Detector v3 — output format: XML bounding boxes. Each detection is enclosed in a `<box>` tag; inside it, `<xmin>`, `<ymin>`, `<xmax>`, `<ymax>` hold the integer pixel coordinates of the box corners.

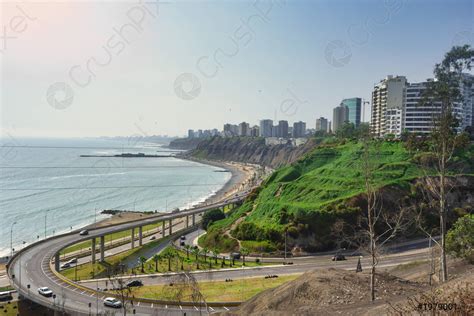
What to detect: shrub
<box><xmin>446</xmin><ymin>214</ymin><xmax>474</xmax><ymax>263</ymax></box>
<box><xmin>201</xmin><ymin>209</ymin><xmax>225</xmax><ymax>230</ymax></box>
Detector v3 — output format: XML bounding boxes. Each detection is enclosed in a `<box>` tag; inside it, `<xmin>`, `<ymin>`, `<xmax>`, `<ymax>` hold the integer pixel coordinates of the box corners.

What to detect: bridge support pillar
<box><xmin>138</xmin><ymin>226</ymin><xmax>143</xmax><ymax>246</ymax></box>
<box><xmin>91</xmin><ymin>238</ymin><xmax>96</xmax><ymax>263</ymax></box>
<box><xmin>192</xmin><ymin>213</ymin><xmax>196</xmax><ymax>226</ymax></box>
<box><xmin>54</xmin><ymin>252</ymin><xmax>60</xmax><ymax>271</ymax></box>
<box><xmin>186</xmin><ymin>215</ymin><xmax>189</xmax><ymax>228</ymax></box>
<box><xmin>131</xmin><ymin>228</ymin><xmax>135</xmax><ymax>249</ymax></box>
<box><xmin>169</xmin><ymin>219</ymin><xmax>172</xmax><ymax>235</ymax></box>
<box><xmin>100</xmin><ymin>235</ymin><xmax>105</xmax><ymax>262</ymax></box>
<box><xmin>162</xmin><ymin>221</ymin><xmax>165</xmax><ymax>238</ymax></box>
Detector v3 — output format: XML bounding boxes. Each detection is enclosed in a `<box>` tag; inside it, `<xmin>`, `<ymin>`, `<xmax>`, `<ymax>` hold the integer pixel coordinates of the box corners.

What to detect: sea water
<box><xmin>0</xmin><ymin>137</ymin><xmax>230</xmax><ymax>257</ymax></box>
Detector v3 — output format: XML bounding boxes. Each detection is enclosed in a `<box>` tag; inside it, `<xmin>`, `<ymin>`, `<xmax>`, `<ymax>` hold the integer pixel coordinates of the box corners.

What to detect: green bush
<box><xmin>446</xmin><ymin>214</ymin><xmax>474</xmax><ymax>263</ymax></box>
<box><xmin>201</xmin><ymin>209</ymin><xmax>225</xmax><ymax>230</ymax></box>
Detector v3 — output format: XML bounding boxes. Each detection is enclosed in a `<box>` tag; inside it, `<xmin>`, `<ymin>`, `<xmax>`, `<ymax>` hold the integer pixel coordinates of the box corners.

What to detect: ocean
<box><xmin>0</xmin><ymin>137</ymin><xmax>231</xmax><ymax>257</ymax></box>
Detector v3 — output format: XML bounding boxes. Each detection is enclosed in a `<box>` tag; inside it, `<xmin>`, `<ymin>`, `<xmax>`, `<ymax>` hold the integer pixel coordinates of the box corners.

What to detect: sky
<box><xmin>1</xmin><ymin>0</ymin><xmax>473</xmax><ymax>138</ymax></box>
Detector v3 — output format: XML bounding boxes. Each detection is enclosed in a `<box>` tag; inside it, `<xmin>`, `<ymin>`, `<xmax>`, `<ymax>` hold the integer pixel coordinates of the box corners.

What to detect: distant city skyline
<box><xmin>2</xmin><ymin>0</ymin><xmax>473</xmax><ymax>138</ymax></box>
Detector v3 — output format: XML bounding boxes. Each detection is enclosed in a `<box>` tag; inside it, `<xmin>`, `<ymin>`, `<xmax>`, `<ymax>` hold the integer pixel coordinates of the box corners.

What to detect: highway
<box><xmin>7</xmin><ymin>193</ymin><xmax>248</xmax><ymax>316</ymax></box>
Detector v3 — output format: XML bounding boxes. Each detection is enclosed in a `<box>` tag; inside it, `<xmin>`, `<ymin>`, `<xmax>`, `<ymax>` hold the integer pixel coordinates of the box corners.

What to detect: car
<box><xmin>79</xmin><ymin>230</ymin><xmax>89</xmax><ymax>236</ymax></box>
<box><xmin>0</xmin><ymin>291</ymin><xmax>13</xmax><ymax>301</ymax></box>
<box><xmin>126</xmin><ymin>280</ymin><xmax>143</xmax><ymax>288</ymax></box>
<box><xmin>230</xmin><ymin>252</ymin><xmax>241</xmax><ymax>260</ymax></box>
<box><xmin>38</xmin><ymin>287</ymin><xmax>53</xmax><ymax>297</ymax></box>
<box><xmin>103</xmin><ymin>297</ymin><xmax>122</xmax><ymax>308</ymax></box>
<box><xmin>180</xmin><ymin>241</ymin><xmax>185</xmax><ymax>246</ymax></box>
<box><xmin>60</xmin><ymin>262</ymin><xmax>71</xmax><ymax>269</ymax></box>
<box><xmin>180</xmin><ymin>235</ymin><xmax>186</xmax><ymax>240</ymax></box>
<box><xmin>331</xmin><ymin>254</ymin><xmax>346</xmax><ymax>261</ymax></box>
<box><xmin>150</xmin><ymin>236</ymin><xmax>156</xmax><ymax>241</ymax></box>
<box><xmin>67</xmin><ymin>258</ymin><xmax>78</xmax><ymax>264</ymax></box>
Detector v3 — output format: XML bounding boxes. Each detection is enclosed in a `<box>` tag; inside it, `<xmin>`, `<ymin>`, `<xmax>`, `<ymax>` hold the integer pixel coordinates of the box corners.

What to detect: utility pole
<box><xmin>10</xmin><ymin>221</ymin><xmax>17</xmax><ymax>257</ymax></box>
<box><xmin>284</xmin><ymin>228</ymin><xmax>287</xmax><ymax>263</ymax></box>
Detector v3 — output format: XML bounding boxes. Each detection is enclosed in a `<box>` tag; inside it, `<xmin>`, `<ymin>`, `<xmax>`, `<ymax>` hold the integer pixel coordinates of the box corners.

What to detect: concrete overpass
<box><xmin>6</xmin><ymin>192</ymin><xmax>248</xmax><ymax>315</ymax></box>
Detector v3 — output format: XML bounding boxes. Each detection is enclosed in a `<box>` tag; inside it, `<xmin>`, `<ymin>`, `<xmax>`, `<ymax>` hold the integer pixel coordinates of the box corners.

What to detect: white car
<box><xmin>60</xmin><ymin>262</ymin><xmax>71</xmax><ymax>269</ymax></box>
<box><xmin>103</xmin><ymin>297</ymin><xmax>122</xmax><ymax>308</ymax></box>
<box><xmin>68</xmin><ymin>258</ymin><xmax>78</xmax><ymax>264</ymax></box>
<box><xmin>38</xmin><ymin>287</ymin><xmax>53</xmax><ymax>297</ymax></box>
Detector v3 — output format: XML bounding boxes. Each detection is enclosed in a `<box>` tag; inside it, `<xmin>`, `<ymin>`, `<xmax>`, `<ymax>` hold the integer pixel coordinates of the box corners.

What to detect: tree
<box><xmin>240</xmin><ymin>247</ymin><xmax>249</xmax><ymax>266</ymax></box>
<box><xmin>446</xmin><ymin>214</ymin><xmax>474</xmax><ymax>263</ymax></box>
<box><xmin>420</xmin><ymin>45</ymin><xmax>474</xmax><ymax>282</ymax></box>
<box><xmin>201</xmin><ymin>247</ymin><xmax>209</xmax><ymax>263</ymax></box>
<box><xmin>184</xmin><ymin>244</ymin><xmax>191</xmax><ymax>259</ymax></box>
<box><xmin>152</xmin><ymin>254</ymin><xmax>160</xmax><ymax>272</ymax></box>
<box><xmin>212</xmin><ymin>248</ymin><xmax>219</xmax><ymax>264</ymax></box>
<box><xmin>162</xmin><ymin>248</ymin><xmax>175</xmax><ymax>271</ymax></box>
<box><xmin>333</xmin><ymin>129</ymin><xmax>413</xmax><ymax>302</ymax></box>
<box><xmin>201</xmin><ymin>209</ymin><xmax>225</xmax><ymax>230</ymax></box>
<box><xmin>139</xmin><ymin>256</ymin><xmax>147</xmax><ymax>273</ymax></box>
<box><xmin>191</xmin><ymin>247</ymin><xmax>200</xmax><ymax>269</ymax></box>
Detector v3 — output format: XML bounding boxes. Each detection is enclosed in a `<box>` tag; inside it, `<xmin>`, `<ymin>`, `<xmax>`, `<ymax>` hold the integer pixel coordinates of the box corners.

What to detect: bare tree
<box><xmin>334</xmin><ymin>127</ymin><xmax>413</xmax><ymax>301</ymax></box>
<box><xmin>107</xmin><ymin>268</ymin><xmax>135</xmax><ymax>316</ymax></box>
<box><xmin>418</xmin><ymin>45</ymin><xmax>474</xmax><ymax>282</ymax></box>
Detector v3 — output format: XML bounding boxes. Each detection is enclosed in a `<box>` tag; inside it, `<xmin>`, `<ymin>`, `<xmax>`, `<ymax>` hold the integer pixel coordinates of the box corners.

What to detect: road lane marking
<box><xmin>137</xmin><ymin>302</ymin><xmax>140</xmax><ymax>307</ymax></box>
<box><xmin>194</xmin><ymin>306</ymin><xmax>199</xmax><ymax>311</ymax></box>
<box><xmin>179</xmin><ymin>305</ymin><xmax>182</xmax><ymax>310</ymax></box>
<box><xmin>209</xmin><ymin>306</ymin><xmax>215</xmax><ymax>311</ymax></box>
<box><xmin>224</xmin><ymin>307</ymin><xmax>230</xmax><ymax>311</ymax></box>
<box><xmin>151</xmin><ymin>303</ymin><xmax>153</xmax><ymax>308</ymax></box>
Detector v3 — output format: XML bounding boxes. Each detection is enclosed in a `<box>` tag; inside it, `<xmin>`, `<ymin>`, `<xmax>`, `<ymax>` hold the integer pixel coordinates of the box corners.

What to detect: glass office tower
<box><xmin>341</xmin><ymin>98</ymin><xmax>362</xmax><ymax>127</ymax></box>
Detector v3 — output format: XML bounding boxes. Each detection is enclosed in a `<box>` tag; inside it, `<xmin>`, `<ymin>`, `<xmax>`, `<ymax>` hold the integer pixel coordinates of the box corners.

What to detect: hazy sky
<box><xmin>1</xmin><ymin>0</ymin><xmax>473</xmax><ymax>138</ymax></box>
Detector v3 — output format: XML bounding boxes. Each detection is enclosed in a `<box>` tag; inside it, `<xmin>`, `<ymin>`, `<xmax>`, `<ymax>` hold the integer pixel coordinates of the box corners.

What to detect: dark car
<box><xmin>0</xmin><ymin>291</ymin><xmax>13</xmax><ymax>301</ymax></box>
<box><xmin>126</xmin><ymin>280</ymin><xmax>143</xmax><ymax>287</ymax></box>
<box><xmin>180</xmin><ymin>241</ymin><xmax>185</xmax><ymax>246</ymax></box>
<box><xmin>230</xmin><ymin>252</ymin><xmax>241</xmax><ymax>260</ymax></box>
<box><xmin>331</xmin><ymin>254</ymin><xmax>346</xmax><ymax>261</ymax></box>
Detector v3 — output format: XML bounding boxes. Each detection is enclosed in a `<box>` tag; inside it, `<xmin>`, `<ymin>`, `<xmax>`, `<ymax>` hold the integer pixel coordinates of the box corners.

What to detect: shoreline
<box><xmin>83</xmin><ymin>157</ymin><xmax>257</xmax><ymax>229</ymax></box>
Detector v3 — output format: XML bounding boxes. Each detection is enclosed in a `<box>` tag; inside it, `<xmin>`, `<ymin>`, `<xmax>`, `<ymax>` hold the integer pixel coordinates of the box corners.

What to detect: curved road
<box><xmin>7</xmin><ymin>194</ymin><xmax>247</xmax><ymax>316</ymax></box>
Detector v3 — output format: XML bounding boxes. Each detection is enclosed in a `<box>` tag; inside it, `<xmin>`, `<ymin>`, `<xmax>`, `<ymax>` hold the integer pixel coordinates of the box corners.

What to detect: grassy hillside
<box><xmin>201</xmin><ymin>139</ymin><xmax>474</xmax><ymax>253</ymax></box>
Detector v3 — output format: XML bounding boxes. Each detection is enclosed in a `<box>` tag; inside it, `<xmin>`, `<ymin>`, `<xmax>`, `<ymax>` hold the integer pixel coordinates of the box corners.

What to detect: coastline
<box><xmin>85</xmin><ymin>157</ymin><xmax>257</xmax><ymax>228</ymax></box>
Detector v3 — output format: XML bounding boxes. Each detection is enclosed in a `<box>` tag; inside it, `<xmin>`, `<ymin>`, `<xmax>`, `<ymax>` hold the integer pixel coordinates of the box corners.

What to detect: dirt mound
<box><xmin>231</xmin><ymin>268</ymin><xmax>421</xmax><ymax>316</ymax></box>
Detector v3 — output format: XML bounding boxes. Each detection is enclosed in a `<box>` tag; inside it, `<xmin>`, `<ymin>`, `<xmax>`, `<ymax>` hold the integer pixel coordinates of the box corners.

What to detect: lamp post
<box><xmin>10</xmin><ymin>221</ymin><xmax>17</xmax><ymax>257</ymax></box>
<box><xmin>44</xmin><ymin>209</ymin><xmax>52</xmax><ymax>239</ymax></box>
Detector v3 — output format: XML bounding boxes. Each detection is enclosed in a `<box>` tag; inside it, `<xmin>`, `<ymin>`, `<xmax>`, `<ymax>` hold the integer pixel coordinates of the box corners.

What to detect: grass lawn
<box><xmin>0</xmin><ymin>286</ymin><xmax>13</xmax><ymax>292</ymax></box>
<box><xmin>132</xmin><ymin>274</ymin><xmax>301</xmax><ymax>302</ymax></box>
<box><xmin>60</xmin><ymin>221</ymin><xmax>163</xmax><ymax>255</ymax></box>
<box><xmin>0</xmin><ymin>301</ymin><xmax>19</xmax><ymax>316</ymax></box>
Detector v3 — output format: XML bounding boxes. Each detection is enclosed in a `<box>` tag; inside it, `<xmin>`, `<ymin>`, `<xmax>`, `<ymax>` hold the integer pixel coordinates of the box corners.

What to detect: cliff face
<box><xmin>167</xmin><ymin>138</ymin><xmax>205</xmax><ymax>150</ymax></box>
<box><xmin>188</xmin><ymin>137</ymin><xmax>319</xmax><ymax>168</ymax></box>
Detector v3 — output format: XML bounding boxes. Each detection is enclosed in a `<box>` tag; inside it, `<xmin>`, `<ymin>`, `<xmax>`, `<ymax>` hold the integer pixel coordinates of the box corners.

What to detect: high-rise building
<box><xmin>238</xmin><ymin>122</ymin><xmax>250</xmax><ymax>136</ymax></box>
<box><xmin>404</xmin><ymin>75</ymin><xmax>473</xmax><ymax>134</ymax></box>
<box><xmin>278</xmin><ymin>120</ymin><xmax>289</xmax><ymax>138</ymax></box>
<box><xmin>327</xmin><ymin>121</ymin><xmax>332</xmax><ymax>133</ymax></box>
<box><xmin>223</xmin><ymin>123</ymin><xmax>238</xmax><ymax>137</ymax></box>
<box><xmin>188</xmin><ymin>129</ymin><xmax>194</xmax><ymax>138</ymax></box>
<box><xmin>259</xmin><ymin>119</ymin><xmax>273</xmax><ymax>137</ymax></box>
<box><xmin>341</xmin><ymin>98</ymin><xmax>362</xmax><ymax>127</ymax></box>
<box><xmin>250</xmin><ymin>125</ymin><xmax>260</xmax><ymax>137</ymax></box>
<box><xmin>315</xmin><ymin>117</ymin><xmax>328</xmax><ymax>132</ymax></box>
<box><xmin>292</xmin><ymin>121</ymin><xmax>306</xmax><ymax>138</ymax></box>
<box><xmin>371</xmin><ymin>75</ymin><xmax>407</xmax><ymax>137</ymax></box>
<box><xmin>333</xmin><ymin>104</ymin><xmax>349</xmax><ymax>132</ymax></box>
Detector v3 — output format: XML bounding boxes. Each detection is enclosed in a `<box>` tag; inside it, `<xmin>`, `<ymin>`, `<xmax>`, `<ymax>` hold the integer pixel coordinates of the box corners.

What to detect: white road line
<box><xmin>224</xmin><ymin>307</ymin><xmax>230</xmax><ymax>311</ymax></box>
<box><xmin>151</xmin><ymin>303</ymin><xmax>153</xmax><ymax>308</ymax></box>
<box><xmin>81</xmin><ymin>291</ymin><xmax>86</xmax><ymax>295</ymax></box>
<box><xmin>209</xmin><ymin>306</ymin><xmax>215</xmax><ymax>311</ymax></box>
<box><xmin>165</xmin><ymin>304</ymin><xmax>168</xmax><ymax>309</ymax></box>
<box><xmin>137</xmin><ymin>302</ymin><xmax>140</xmax><ymax>307</ymax></box>
<box><xmin>179</xmin><ymin>305</ymin><xmax>182</xmax><ymax>310</ymax></box>
<box><xmin>90</xmin><ymin>293</ymin><xmax>95</xmax><ymax>297</ymax></box>
<box><xmin>194</xmin><ymin>306</ymin><xmax>199</xmax><ymax>311</ymax></box>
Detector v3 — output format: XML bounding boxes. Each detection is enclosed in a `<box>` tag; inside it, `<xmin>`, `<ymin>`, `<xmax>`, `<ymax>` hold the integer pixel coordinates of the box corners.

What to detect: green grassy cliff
<box><xmin>201</xmin><ymin>139</ymin><xmax>474</xmax><ymax>253</ymax></box>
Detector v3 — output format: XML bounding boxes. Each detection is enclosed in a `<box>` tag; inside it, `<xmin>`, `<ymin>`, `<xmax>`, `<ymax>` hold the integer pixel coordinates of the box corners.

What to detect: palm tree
<box><xmin>212</xmin><ymin>248</ymin><xmax>219</xmax><ymax>264</ymax></box>
<box><xmin>152</xmin><ymin>254</ymin><xmax>160</xmax><ymax>272</ymax></box>
<box><xmin>240</xmin><ymin>247</ymin><xmax>249</xmax><ymax>266</ymax></box>
<box><xmin>164</xmin><ymin>251</ymin><xmax>174</xmax><ymax>271</ymax></box>
<box><xmin>201</xmin><ymin>247</ymin><xmax>209</xmax><ymax>262</ymax></box>
<box><xmin>191</xmin><ymin>247</ymin><xmax>200</xmax><ymax>269</ymax></box>
<box><xmin>184</xmin><ymin>244</ymin><xmax>191</xmax><ymax>259</ymax></box>
<box><xmin>139</xmin><ymin>256</ymin><xmax>147</xmax><ymax>273</ymax></box>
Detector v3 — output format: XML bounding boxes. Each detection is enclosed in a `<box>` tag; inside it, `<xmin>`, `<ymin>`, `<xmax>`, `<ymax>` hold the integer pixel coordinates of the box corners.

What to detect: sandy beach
<box><xmin>85</xmin><ymin>158</ymin><xmax>259</xmax><ymax>228</ymax></box>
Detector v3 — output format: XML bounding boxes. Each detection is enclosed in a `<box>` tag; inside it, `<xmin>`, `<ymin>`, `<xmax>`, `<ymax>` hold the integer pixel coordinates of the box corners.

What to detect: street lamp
<box><xmin>44</xmin><ymin>209</ymin><xmax>52</xmax><ymax>239</ymax></box>
<box><xmin>10</xmin><ymin>221</ymin><xmax>17</xmax><ymax>257</ymax></box>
